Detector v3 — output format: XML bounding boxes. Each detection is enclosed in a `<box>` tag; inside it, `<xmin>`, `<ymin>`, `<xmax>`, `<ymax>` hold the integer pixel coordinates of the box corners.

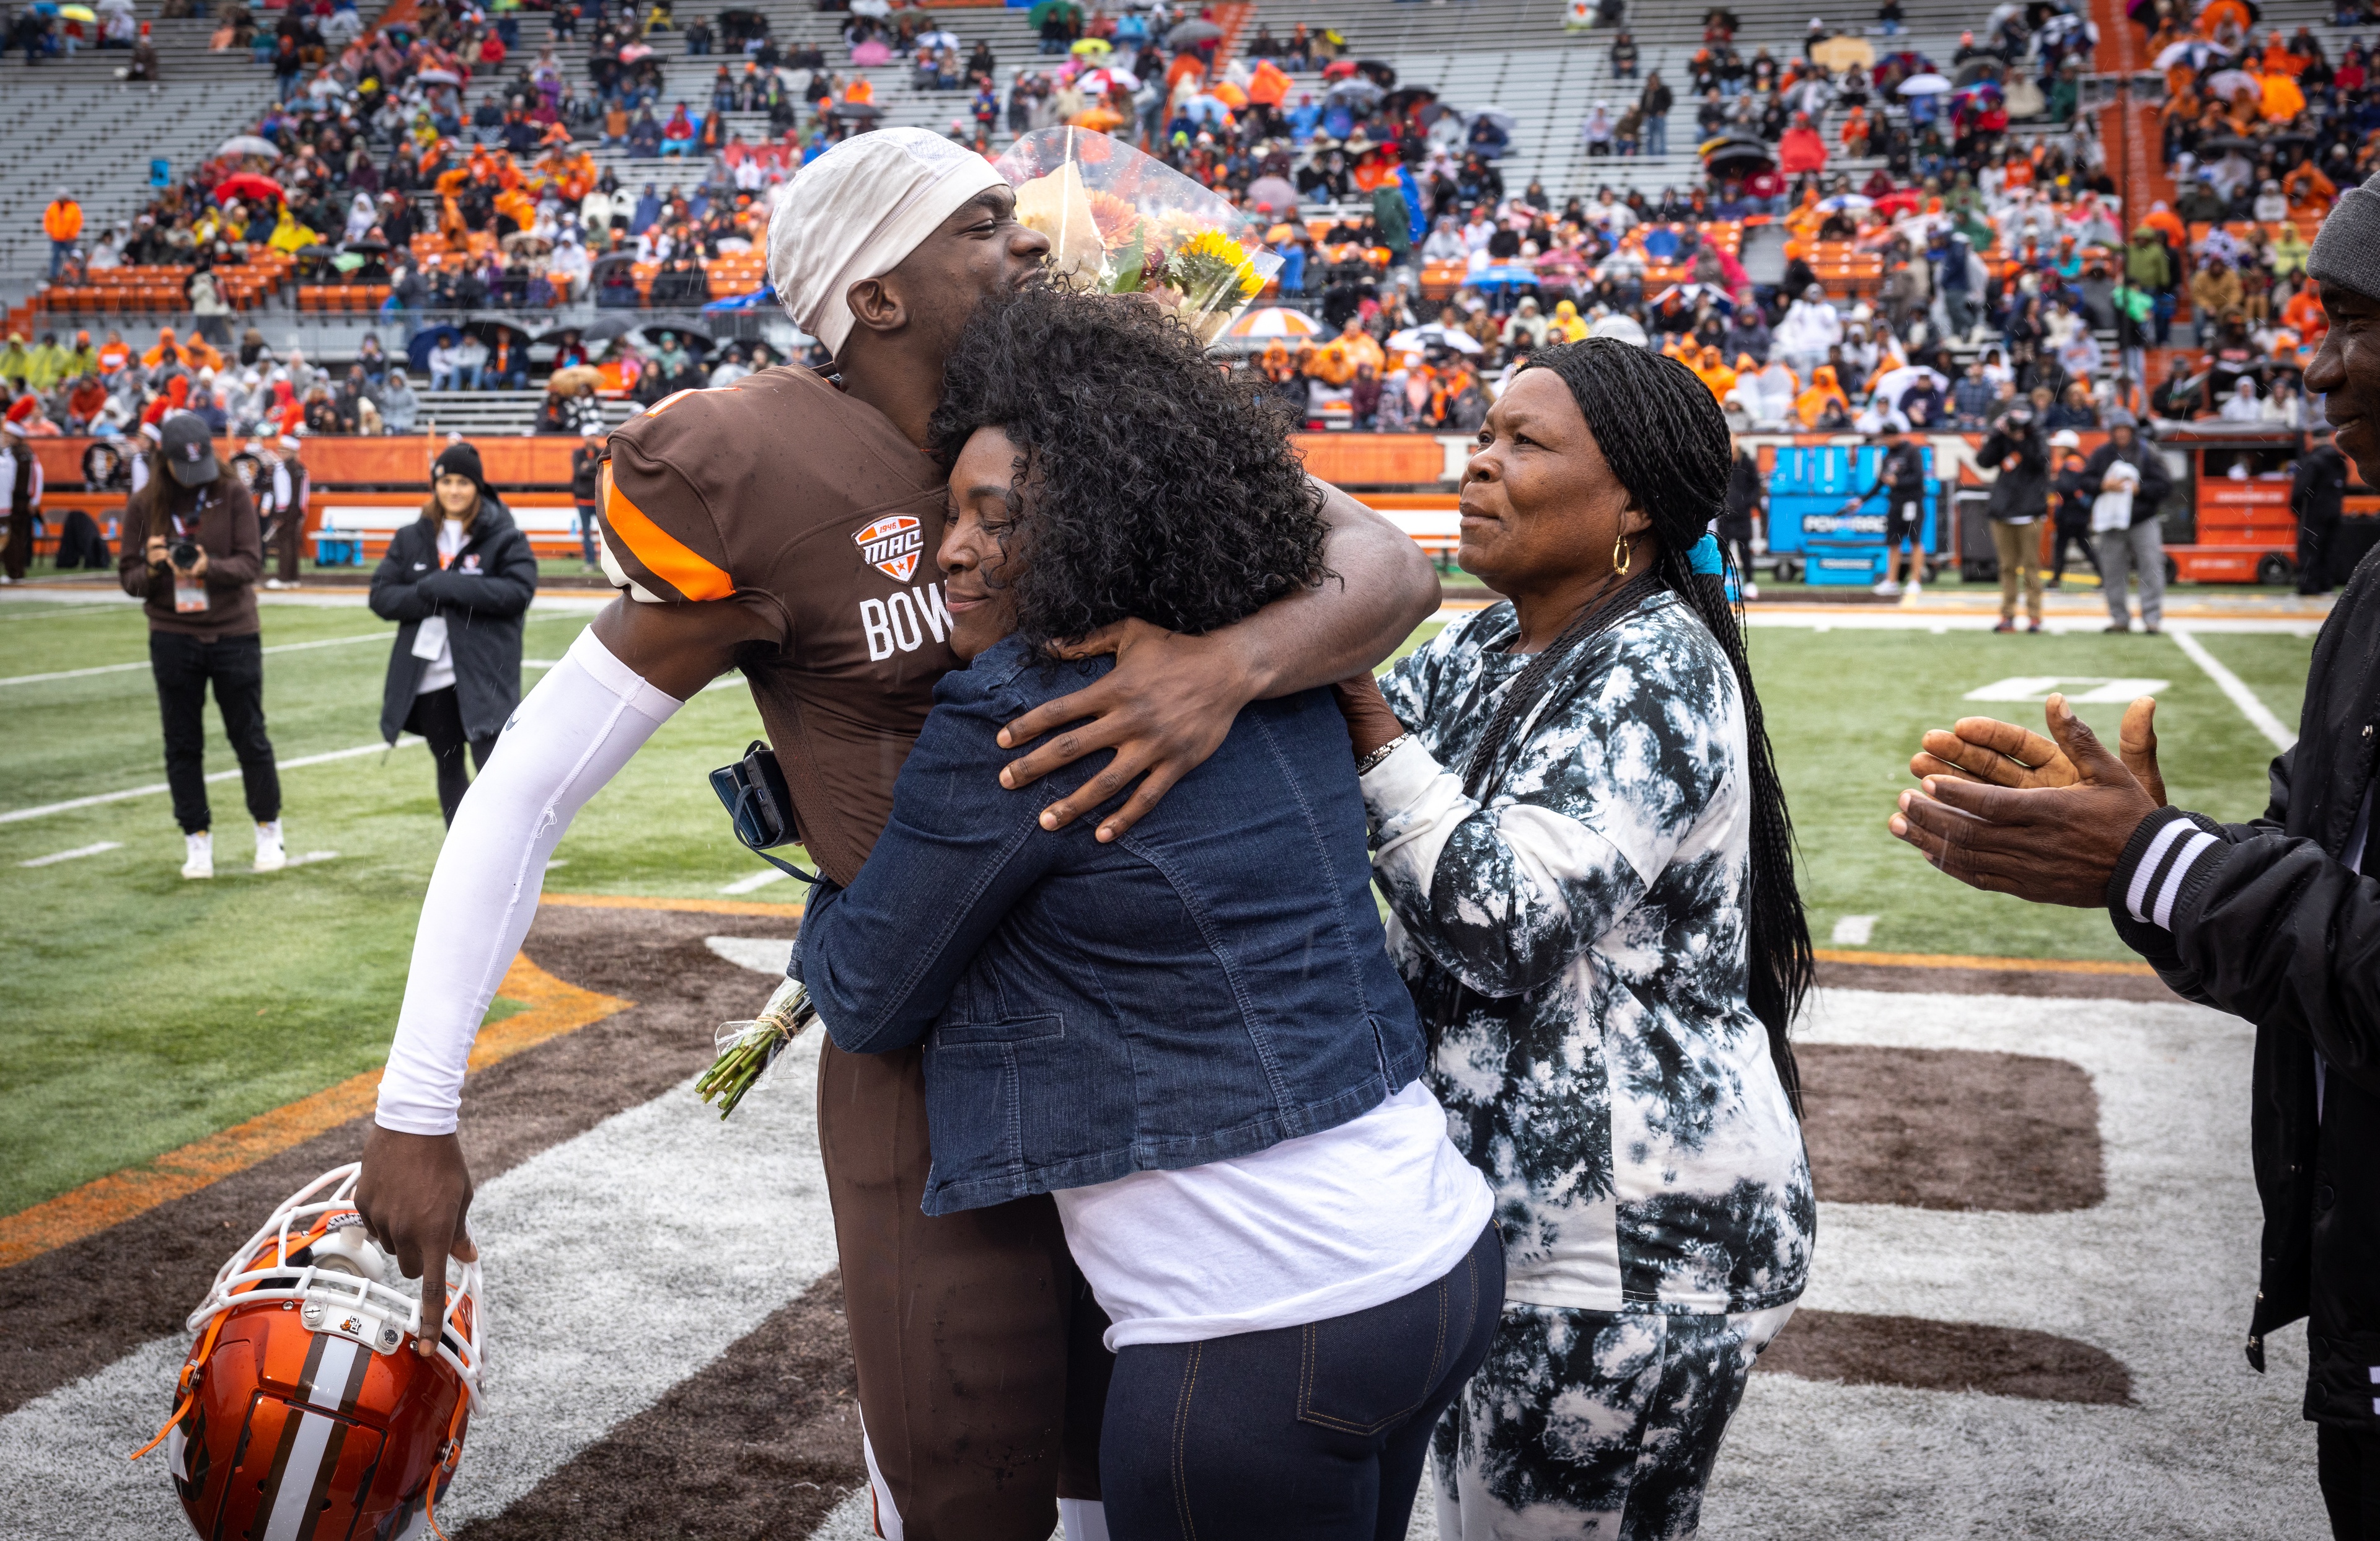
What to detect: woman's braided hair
<box><xmin>1525</xmin><ymin>337</ymin><xmax>1812</xmax><ymax>1109</ymax></box>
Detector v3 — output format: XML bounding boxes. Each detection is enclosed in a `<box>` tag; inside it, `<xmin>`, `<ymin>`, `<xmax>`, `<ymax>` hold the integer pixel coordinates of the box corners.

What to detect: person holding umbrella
<box><xmin>369</xmin><ymin>443</ymin><xmax>538</xmax><ymax>826</ymax></box>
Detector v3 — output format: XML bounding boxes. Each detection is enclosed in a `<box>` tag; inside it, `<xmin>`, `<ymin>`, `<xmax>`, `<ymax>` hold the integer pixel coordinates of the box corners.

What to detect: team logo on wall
<box><xmin>853</xmin><ymin>516</ymin><xmax>923</xmax><ymax>583</ymax></box>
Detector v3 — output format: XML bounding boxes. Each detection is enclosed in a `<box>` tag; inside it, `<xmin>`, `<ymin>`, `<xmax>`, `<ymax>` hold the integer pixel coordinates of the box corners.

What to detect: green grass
<box><xmin>0</xmin><ymin>597</ymin><xmax>2309</xmax><ymax>1215</ymax></box>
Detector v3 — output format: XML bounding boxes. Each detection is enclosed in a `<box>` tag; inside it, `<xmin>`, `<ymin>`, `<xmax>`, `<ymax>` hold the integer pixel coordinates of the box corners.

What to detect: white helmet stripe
<box><xmin>258</xmin><ymin>1407</ymin><xmax>345</xmax><ymax>1541</ymax></box>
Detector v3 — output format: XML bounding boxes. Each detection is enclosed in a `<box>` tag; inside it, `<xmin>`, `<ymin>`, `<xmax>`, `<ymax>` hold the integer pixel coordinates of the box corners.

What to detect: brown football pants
<box><xmin>816</xmin><ymin>1036</ymin><xmax>1111</xmax><ymax>1540</ymax></box>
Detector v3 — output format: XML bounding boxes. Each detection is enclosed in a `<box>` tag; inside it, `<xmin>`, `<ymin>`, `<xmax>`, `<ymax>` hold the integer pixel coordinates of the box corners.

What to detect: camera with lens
<box><xmin>170</xmin><ymin>541</ymin><xmax>201</xmax><ymax>570</ymax></box>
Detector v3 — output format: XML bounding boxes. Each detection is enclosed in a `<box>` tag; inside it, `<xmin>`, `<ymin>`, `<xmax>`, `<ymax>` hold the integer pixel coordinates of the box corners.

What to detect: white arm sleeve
<box><xmin>374</xmin><ymin>626</ymin><xmax>684</xmax><ymax>1135</ymax></box>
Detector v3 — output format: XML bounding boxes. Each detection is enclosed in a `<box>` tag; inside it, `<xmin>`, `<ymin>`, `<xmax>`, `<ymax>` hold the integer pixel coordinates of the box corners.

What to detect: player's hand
<box><xmin>355</xmin><ymin>1123</ymin><xmax>477</xmax><ymax>1357</ymax></box>
<box><xmin>1888</xmin><ymin>693</ymin><xmax>2162</xmax><ymax>907</ymax></box>
<box><xmin>145</xmin><ymin>534</ymin><xmax>169</xmax><ymax>567</ymax></box>
<box><xmin>1912</xmin><ymin>696</ymin><xmax>2165</xmax><ymax>806</ymax></box>
<box><xmin>997</xmin><ymin>617</ymin><xmax>1257</xmax><ymax>843</ymax></box>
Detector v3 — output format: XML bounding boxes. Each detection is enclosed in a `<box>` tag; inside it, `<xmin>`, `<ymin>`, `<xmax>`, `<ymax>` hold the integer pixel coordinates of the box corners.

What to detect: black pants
<box><xmin>406</xmin><ymin>686</ymin><xmax>496</xmax><ymax>826</ymax></box>
<box><xmin>1101</xmin><ymin>1221</ymin><xmax>1503</xmax><ymax>1540</ymax></box>
<box><xmin>151</xmin><ymin>631</ymin><xmax>279</xmax><ymax>835</ymax></box>
<box><xmin>2301</xmin><ymin>516</ymin><xmax>2338</xmax><ymax>596</ymax></box>
<box><xmin>2323</xmin><ymin>1424</ymin><xmax>2380</xmax><ymax>1540</ymax></box>
<box><xmin>2050</xmin><ymin>523</ymin><xmax>2099</xmax><ymax>585</ymax></box>
<box><xmin>4</xmin><ymin>503</ymin><xmax>29</xmax><ymax>580</ymax></box>
<box><xmin>56</xmin><ymin>508</ymin><xmax>110</xmax><ymax>570</ymax></box>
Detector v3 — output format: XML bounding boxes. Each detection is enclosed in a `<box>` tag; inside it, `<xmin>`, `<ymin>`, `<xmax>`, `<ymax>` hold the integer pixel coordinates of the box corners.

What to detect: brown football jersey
<box><xmin>596</xmin><ymin>365</ymin><xmax>959</xmax><ymax>886</ymax></box>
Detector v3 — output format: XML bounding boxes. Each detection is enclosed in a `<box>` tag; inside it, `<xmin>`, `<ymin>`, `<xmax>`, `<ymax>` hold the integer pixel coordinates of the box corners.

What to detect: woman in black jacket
<box><xmin>369</xmin><ymin>442</ymin><xmax>539</xmax><ymax>824</ymax></box>
<box><xmin>1977</xmin><ymin>411</ymin><xmax>2049</xmax><ymax>632</ymax></box>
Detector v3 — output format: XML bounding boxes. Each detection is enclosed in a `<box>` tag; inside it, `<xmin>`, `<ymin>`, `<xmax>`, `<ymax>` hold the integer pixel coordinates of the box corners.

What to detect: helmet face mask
<box><xmin>138</xmin><ymin>1164</ymin><xmax>483</xmax><ymax>1541</ymax></box>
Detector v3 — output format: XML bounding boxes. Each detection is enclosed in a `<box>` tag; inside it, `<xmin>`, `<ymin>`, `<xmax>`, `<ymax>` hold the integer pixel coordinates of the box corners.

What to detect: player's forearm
<box><xmin>374</xmin><ymin>627</ymin><xmax>683</xmax><ymax>1134</ymax></box>
<box><xmin>1235</xmin><ymin>479</ymin><xmax>1439</xmax><ymax>701</ymax></box>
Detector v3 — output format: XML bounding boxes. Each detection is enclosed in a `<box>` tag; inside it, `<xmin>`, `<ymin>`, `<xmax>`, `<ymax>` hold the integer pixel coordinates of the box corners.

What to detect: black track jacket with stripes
<box><xmin>2104</xmin><ymin>544</ymin><xmax>2380</xmax><ymax>1433</ymax></box>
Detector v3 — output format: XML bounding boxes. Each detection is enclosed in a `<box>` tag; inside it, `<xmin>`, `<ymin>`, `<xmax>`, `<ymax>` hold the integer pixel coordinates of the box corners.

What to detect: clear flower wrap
<box><xmin>698</xmin><ymin>975</ymin><xmax>818</xmax><ymax>1119</ymax></box>
<box><xmin>997</xmin><ymin>127</ymin><xmax>1283</xmax><ymax>346</ymax></box>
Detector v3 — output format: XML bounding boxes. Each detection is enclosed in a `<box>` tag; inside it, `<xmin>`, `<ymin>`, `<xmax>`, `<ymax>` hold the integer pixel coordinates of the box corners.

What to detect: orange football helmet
<box><xmin>131</xmin><ymin>1163</ymin><xmax>485</xmax><ymax>1540</ymax></box>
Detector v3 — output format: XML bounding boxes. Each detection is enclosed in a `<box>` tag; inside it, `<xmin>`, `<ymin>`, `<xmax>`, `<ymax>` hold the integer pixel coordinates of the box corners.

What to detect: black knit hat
<box><xmin>431</xmin><ymin>440</ymin><xmax>490</xmax><ymax>501</ymax></box>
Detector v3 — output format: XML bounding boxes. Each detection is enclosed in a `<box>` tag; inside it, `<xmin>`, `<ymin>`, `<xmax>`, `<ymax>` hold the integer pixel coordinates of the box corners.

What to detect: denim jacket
<box><xmin>800</xmin><ymin>634</ymin><xmax>1424</xmax><ymax>1216</ymax></box>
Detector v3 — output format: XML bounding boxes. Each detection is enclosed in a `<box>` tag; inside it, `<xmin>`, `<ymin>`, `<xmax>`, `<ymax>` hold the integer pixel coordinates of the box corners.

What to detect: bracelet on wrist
<box><xmin>1355</xmin><ymin>733</ymin><xmax>1408</xmax><ymax>776</ymax></box>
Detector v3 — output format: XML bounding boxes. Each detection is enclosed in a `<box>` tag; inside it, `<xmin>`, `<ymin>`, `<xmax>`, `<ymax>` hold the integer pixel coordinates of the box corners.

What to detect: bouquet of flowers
<box><xmin>998</xmin><ymin>126</ymin><xmax>1283</xmax><ymax>347</ymax></box>
<box><xmin>697</xmin><ymin>975</ymin><xmax>817</xmax><ymax>1120</ymax></box>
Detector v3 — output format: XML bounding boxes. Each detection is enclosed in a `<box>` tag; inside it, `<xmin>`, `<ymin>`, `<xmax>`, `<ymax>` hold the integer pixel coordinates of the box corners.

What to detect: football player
<box><xmin>355</xmin><ymin>128</ymin><xmax>1439</xmax><ymax>1541</ymax></box>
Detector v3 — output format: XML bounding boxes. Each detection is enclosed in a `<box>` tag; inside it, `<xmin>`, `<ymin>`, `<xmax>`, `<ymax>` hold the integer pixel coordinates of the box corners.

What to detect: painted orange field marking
<box><xmin>0</xmin><ymin>955</ymin><xmax>628</xmax><ymax>1271</ymax></box>
<box><xmin>1815</xmin><ymin>947</ymin><xmax>2155</xmax><ymax>976</ymax></box>
<box><xmin>542</xmin><ymin>891</ymin><xmax>805</xmax><ymax>919</ymax></box>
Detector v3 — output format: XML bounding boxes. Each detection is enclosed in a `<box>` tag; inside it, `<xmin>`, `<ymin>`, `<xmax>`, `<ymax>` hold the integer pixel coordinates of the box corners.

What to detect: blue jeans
<box><xmin>50</xmin><ymin>237</ymin><xmax>74</xmax><ymax>279</ymax></box>
<box><xmin>1644</xmin><ymin>116</ymin><xmax>1666</xmax><ymax>155</ymax></box>
<box><xmin>1100</xmin><ymin>1221</ymin><xmax>1502</xmax><ymax>1540</ymax></box>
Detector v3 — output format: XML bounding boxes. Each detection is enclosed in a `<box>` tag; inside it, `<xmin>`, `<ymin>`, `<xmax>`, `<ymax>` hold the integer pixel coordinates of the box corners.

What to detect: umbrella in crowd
<box><xmin>1166</xmin><ymin>18</ymin><xmax>1221</xmax><ymax>44</ymax></box>
<box><xmin>1702</xmin><ymin>137</ymin><xmax>1774</xmax><ymax>174</ymax></box>
<box><xmin>1468</xmin><ymin>106</ymin><xmax>1519</xmax><ymax>136</ymax></box>
<box><xmin>1817</xmin><ymin>192</ymin><xmax>1875</xmax><ymax>211</ymax></box>
<box><xmin>1077</xmin><ymin>65</ymin><xmax>1138</xmax><ymax>94</ymax></box>
<box><xmin>416</xmin><ymin>66</ymin><xmax>462</xmax><ymax>84</ymax></box>
<box><xmin>1325</xmin><ymin>77</ymin><xmax>1383</xmax><ymax>111</ymax></box>
<box><xmin>217</xmin><ymin>134</ymin><xmax>282</xmax><ymax>159</ymax></box>
<box><xmin>847</xmin><ymin>0</ymin><xmax>889</xmax><ymax>15</ymax></box>
<box><xmin>831</xmin><ymin>100</ymin><xmax>887</xmax><ymax>121</ymax></box>
<box><xmin>2204</xmin><ymin>68</ymin><xmax>2260</xmax><ymax>100</ymax></box>
<box><xmin>329</xmin><ymin>253</ymin><xmax>366</xmax><ymax>272</ymax></box>
<box><xmin>1225</xmin><ymin>306</ymin><xmax>1323</xmax><ymax>340</ymax></box>
<box><xmin>615</xmin><ymin>42</ymin><xmax>653</xmax><ymax>61</ymax></box>
<box><xmin>1649</xmin><ymin>282</ymin><xmax>1735</xmax><ymax>314</ymax></box>
<box><xmin>1354</xmin><ymin>60</ymin><xmax>1397</xmax><ymax>87</ymax></box>
<box><xmin>1210</xmin><ymin>79</ymin><xmax>1249</xmax><ymax>107</ymax></box>
<box><xmin>406</xmin><ymin>323</ymin><xmax>464</xmax><ymax>373</ymax></box>
<box><xmin>1897</xmin><ymin>73</ymin><xmax>1952</xmax><ymax>95</ymax></box>
<box><xmin>1025</xmin><ymin>0</ymin><xmax>1077</xmax><ymax>27</ymax></box>
<box><xmin>1470</xmin><ymin>264</ymin><xmax>1540</xmax><ymax>291</ymax></box>
<box><xmin>548</xmin><ymin>363</ymin><xmax>604</xmax><ymax>393</ymax></box>
<box><xmin>2198</xmin><ymin>133</ymin><xmax>2261</xmax><ymax>157</ymax></box>
<box><xmin>702</xmin><ymin>288</ymin><xmax>778</xmax><ymax>311</ymax></box>
<box><xmin>1951</xmin><ymin>58</ymin><xmax>2003</xmax><ymax>86</ymax></box>
<box><xmin>59</xmin><ymin>5</ymin><xmax>96</xmax><ymax>22</ymax></box>
<box><xmin>1385</xmin><ymin>324</ymin><xmax>1483</xmax><ymax>355</ymax></box>
<box><xmin>1069</xmin><ymin>36</ymin><xmax>1110</xmax><ymax>55</ymax></box>
<box><xmin>580</xmin><ymin>312</ymin><xmax>645</xmax><ymax>342</ymax></box>
<box><xmin>1869</xmin><ymin>364</ymin><xmax>1950</xmax><ymax>408</ymax></box>
<box><xmin>213</xmin><ymin>172</ymin><xmax>286</xmax><ymax>205</ymax></box>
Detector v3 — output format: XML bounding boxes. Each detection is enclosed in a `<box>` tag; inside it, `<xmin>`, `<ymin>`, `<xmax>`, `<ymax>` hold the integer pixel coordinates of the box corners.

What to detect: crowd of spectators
<box><xmin>0</xmin><ymin>318</ymin><xmax>783</xmax><ymax>438</ymax></box>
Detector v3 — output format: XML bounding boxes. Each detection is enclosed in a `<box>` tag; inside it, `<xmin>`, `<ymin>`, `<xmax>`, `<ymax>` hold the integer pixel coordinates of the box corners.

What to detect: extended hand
<box><xmin>1332</xmin><ymin>671</ymin><xmax>1408</xmax><ymax>760</ymax></box>
<box><xmin>1888</xmin><ymin>694</ymin><xmax>2162</xmax><ymax>907</ymax></box>
<box><xmin>355</xmin><ymin>1123</ymin><xmax>478</xmax><ymax>1358</ymax></box>
<box><xmin>996</xmin><ymin>618</ymin><xmax>1257</xmax><ymax>843</ymax></box>
<box><xmin>1911</xmin><ymin>695</ymin><xmax>2166</xmax><ymax>806</ymax></box>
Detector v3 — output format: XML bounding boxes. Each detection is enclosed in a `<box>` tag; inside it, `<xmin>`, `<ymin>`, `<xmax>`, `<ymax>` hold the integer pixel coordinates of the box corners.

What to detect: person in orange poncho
<box><xmin>1691</xmin><ymin>345</ymin><xmax>1738</xmax><ymax>402</ymax></box>
<box><xmin>1795</xmin><ymin>364</ymin><xmax>1850</xmax><ymax>428</ymax></box>
<box><xmin>1307</xmin><ymin>317</ymin><xmax>1385</xmax><ymax>386</ymax></box>
<box><xmin>141</xmin><ymin>373</ymin><xmax>191</xmax><ymax>426</ymax></box>
<box><xmin>1778</xmin><ymin>113</ymin><xmax>1828</xmax><ymax>175</ymax></box>
<box><xmin>2283</xmin><ymin>281</ymin><xmax>2329</xmax><ymax>346</ymax></box>
<box><xmin>2260</xmin><ymin>69</ymin><xmax>2306</xmax><ymax>123</ymax></box>
<box><xmin>2260</xmin><ymin>29</ymin><xmax>2306</xmax><ymax>75</ymax></box>
<box><xmin>2285</xmin><ymin>159</ymin><xmax>2337</xmax><ymax>216</ymax></box>
<box><xmin>142</xmin><ymin>327</ymin><xmax>192</xmax><ymax>370</ymax></box>
<box><xmin>2198</xmin><ymin>0</ymin><xmax>2250</xmax><ymax>37</ymax></box>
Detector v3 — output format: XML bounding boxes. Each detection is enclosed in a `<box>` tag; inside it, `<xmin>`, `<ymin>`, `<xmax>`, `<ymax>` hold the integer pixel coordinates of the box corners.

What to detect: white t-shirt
<box><xmin>1052</xmin><ymin>1080</ymin><xmax>1495</xmax><ymax>1351</ymax></box>
<box><xmin>413</xmin><ymin>518</ymin><xmax>465</xmax><ymax>693</ymax></box>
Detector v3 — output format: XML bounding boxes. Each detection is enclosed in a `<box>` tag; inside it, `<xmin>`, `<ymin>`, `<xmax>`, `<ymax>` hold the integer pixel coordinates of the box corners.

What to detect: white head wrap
<box><xmin>767</xmin><ymin>128</ymin><xmax>1007</xmax><ymax>356</ymax></box>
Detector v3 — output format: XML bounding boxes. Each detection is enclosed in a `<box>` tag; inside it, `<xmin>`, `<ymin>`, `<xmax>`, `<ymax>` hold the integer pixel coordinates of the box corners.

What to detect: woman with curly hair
<box><xmin>1334</xmin><ymin>338</ymin><xmax>1813</xmax><ymax>1539</ymax></box>
<box><xmin>798</xmin><ymin>286</ymin><xmax>1500</xmax><ymax>1539</ymax></box>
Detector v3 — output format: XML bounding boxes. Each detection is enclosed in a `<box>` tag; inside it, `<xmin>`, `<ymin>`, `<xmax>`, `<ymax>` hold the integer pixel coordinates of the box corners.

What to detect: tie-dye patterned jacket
<box><xmin>1364</xmin><ymin>590</ymin><xmax>1813</xmax><ymax>1315</ymax></box>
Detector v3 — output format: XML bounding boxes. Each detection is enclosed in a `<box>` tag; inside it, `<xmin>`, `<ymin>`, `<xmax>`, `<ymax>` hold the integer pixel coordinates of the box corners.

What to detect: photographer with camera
<box><xmin>117</xmin><ymin>414</ymin><xmax>284</xmax><ymax>880</ymax></box>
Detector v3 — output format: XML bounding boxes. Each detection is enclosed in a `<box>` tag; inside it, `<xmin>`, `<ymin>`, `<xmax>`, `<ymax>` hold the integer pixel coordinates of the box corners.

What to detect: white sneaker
<box><xmin>1741</xmin><ymin>580</ymin><xmax>1760</xmax><ymax>599</ymax></box>
<box><xmin>182</xmin><ymin>831</ymin><xmax>214</xmax><ymax>880</ymax></box>
<box><xmin>264</xmin><ymin>578</ymin><xmax>287</xmax><ymax>590</ymax></box>
<box><xmin>253</xmin><ymin>819</ymin><xmax>286</xmax><ymax>873</ymax></box>
<box><xmin>1872</xmin><ymin>580</ymin><xmax>1902</xmax><ymax>596</ymax></box>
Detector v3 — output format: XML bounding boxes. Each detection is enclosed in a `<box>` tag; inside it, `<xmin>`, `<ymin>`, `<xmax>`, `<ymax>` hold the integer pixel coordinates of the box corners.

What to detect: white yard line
<box><xmin>718</xmin><ymin>867</ymin><xmax>791</xmax><ymax>895</ymax></box>
<box><xmin>1708</xmin><ymin>988</ymin><xmax>2318</xmax><ymax>1540</ymax></box>
<box><xmin>1743</xmin><ymin>609</ymin><xmax>2324</xmax><ymax>636</ymax></box>
<box><xmin>0</xmin><ymin>739</ymin><xmax>422</xmax><ymax>826</ymax></box>
<box><xmin>2165</xmin><ymin>626</ymin><xmax>2298</xmax><ymax>753</ymax></box>
<box><xmin>0</xmin><ymin>632</ymin><xmax>390</xmax><ymax>688</ymax></box>
<box><xmin>1829</xmin><ymin>914</ymin><xmax>1878</xmax><ymax>945</ymax></box>
<box><xmin>18</xmin><ymin>841</ymin><xmax>123</xmax><ymax>867</ymax></box>
<box><xmin>0</xmin><ymin>1038</ymin><xmax>838</xmax><ymax>1539</ymax></box>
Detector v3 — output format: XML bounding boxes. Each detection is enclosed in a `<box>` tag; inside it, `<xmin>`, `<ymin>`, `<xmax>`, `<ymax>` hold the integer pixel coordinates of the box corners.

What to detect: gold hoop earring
<box><xmin>1612</xmin><ymin>530</ymin><xmax>1632</xmax><ymax>576</ymax></box>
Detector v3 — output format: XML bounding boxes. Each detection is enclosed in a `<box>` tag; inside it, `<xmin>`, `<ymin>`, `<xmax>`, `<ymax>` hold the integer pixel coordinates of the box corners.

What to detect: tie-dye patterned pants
<box><xmin>1430</xmin><ymin>1300</ymin><xmax>1797</xmax><ymax>1540</ymax></box>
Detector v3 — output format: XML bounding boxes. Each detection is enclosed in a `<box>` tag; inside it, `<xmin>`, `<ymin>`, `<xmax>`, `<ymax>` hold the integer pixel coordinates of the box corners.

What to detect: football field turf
<box><xmin>0</xmin><ymin>591</ymin><xmax>2312</xmax><ymax>1221</ymax></box>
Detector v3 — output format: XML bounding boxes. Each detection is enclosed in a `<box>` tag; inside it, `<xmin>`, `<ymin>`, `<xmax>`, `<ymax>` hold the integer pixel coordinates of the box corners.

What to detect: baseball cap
<box><xmin>160</xmin><ymin>413</ymin><xmax>219</xmax><ymax>488</ymax></box>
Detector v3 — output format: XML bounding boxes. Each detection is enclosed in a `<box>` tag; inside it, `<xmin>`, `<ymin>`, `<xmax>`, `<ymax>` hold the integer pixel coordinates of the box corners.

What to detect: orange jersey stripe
<box><xmin>600</xmin><ymin>459</ymin><xmax>736</xmax><ymax>602</ymax></box>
